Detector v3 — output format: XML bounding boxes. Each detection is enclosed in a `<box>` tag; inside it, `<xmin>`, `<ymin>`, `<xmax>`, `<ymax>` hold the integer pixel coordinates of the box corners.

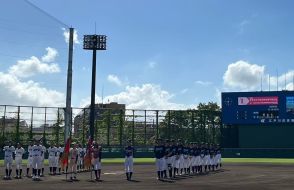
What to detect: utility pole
<box><xmin>64</xmin><ymin>28</ymin><xmax>74</xmax><ymax>143</ymax></box>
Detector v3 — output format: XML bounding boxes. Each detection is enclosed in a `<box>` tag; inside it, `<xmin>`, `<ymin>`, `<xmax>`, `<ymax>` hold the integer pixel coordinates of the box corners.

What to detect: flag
<box><xmin>61</xmin><ymin>138</ymin><xmax>71</xmax><ymax>168</ymax></box>
<box><xmin>84</xmin><ymin>137</ymin><xmax>93</xmax><ymax>168</ymax></box>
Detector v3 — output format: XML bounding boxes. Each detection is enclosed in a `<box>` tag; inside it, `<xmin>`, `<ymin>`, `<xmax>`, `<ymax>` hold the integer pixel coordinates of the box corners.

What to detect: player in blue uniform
<box><xmin>154</xmin><ymin>139</ymin><xmax>165</xmax><ymax>180</ymax></box>
<box><xmin>199</xmin><ymin>142</ymin><xmax>205</xmax><ymax>174</ymax></box>
<box><xmin>176</xmin><ymin>139</ymin><xmax>184</xmax><ymax>175</ymax></box>
<box><xmin>215</xmin><ymin>144</ymin><xmax>222</xmax><ymax>169</ymax></box>
<box><xmin>124</xmin><ymin>139</ymin><xmax>135</xmax><ymax>180</ymax></box>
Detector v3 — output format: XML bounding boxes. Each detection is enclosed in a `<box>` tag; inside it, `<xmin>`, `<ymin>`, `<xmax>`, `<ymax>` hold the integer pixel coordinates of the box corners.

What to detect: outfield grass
<box><xmin>1</xmin><ymin>158</ymin><xmax>294</xmax><ymax>166</ymax></box>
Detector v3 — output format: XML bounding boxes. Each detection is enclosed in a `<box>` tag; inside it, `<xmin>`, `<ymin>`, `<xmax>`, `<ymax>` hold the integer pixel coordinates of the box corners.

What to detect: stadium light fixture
<box><xmin>83</xmin><ymin>34</ymin><xmax>107</xmax><ymax>140</ymax></box>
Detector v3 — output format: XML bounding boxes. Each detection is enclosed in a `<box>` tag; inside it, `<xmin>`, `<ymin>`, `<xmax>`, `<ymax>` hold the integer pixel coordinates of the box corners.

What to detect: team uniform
<box><xmin>124</xmin><ymin>145</ymin><xmax>134</xmax><ymax>180</ymax></box>
<box><xmin>15</xmin><ymin>146</ymin><xmax>25</xmax><ymax>178</ymax></box>
<box><xmin>91</xmin><ymin>146</ymin><xmax>102</xmax><ymax>180</ymax></box>
<box><xmin>69</xmin><ymin>147</ymin><xmax>79</xmax><ymax>180</ymax></box>
<box><xmin>40</xmin><ymin>145</ymin><xmax>46</xmax><ymax>176</ymax></box>
<box><xmin>176</xmin><ymin>144</ymin><xmax>184</xmax><ymax>175</ymax></box>
<box><xmin>31</xmin><ymin>144</ymin><xmax>43</xmax><ymax>180</ymax></box>
<box><xmin>164</xmin><ymin>144</ymin><xmax>173</xmax><ymax>178</ymax></box>
<box><xmin>26</xmin><ymin>144</ymin><xmax>33</xmax><ymax>177</ymax></box>
<box><xmin>48</xmin><ymin>146</ymin><xmax>58</xmax><ymax>175</ymax></box>
<box><xmin>199</xmin><ymin>146</ymin><xmax>206</xmax><ymax>173</ymax></box>
<box><xmin>154</xmin><ymin>144</ymin><xmax>165</xmax><ymax>180</ymax></box>
<box><xmin>170</xmin><ymin>144</ymin><xmax>178</xmax><ymax>177</ymax></box>
<box><xmin>56</xmin><ymin>146</ymin><xmax>64</xmax><ymax>174</ymax></box>
<box><xmin>182</xmin><ymin>146</ymin><xmax>190</xmax><ymax>174</ymax></box>
<box><xmin>215</xmin><ymin>146</ymin><xmax>222</xmax><ymax>169</ymax></box>
<box><xmin>77</xmin><ymin>147</ymin><xmax>85</xmax><ymax>172</ymax></box>
<box><xmin>3</xmin><ymin>145</ymin><xmax>15</xmax><ymax>179</ymax></box>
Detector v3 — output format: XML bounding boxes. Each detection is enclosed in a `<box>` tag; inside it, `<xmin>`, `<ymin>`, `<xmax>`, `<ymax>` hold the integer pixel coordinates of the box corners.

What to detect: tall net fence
<box><xmin>0</xmin><ymin>105</ymin><xmax>222</xmax><ymax>147</ymax></box>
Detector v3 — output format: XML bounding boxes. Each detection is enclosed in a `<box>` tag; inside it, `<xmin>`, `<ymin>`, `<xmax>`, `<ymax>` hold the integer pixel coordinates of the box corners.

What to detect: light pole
<box><xmin>83</xmin><ymin>35</ymin><xmax>107</xmax><ymax>140</ymax></box>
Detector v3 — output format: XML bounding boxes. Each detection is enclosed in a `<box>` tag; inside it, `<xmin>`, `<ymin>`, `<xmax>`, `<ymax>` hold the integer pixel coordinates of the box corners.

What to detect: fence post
<box><xmin>107</xmin><ymin>109</ymin><xmax>111</xmax><ymax>146</ymax></box>
<box><xmin>144</xmin><ymin>110</ymin><xmax>147</xmax><ymax>145</ymax></box>
<box><xmin>2</xmin><ymin>105</ymin><xmax>6</xmax><ymax>143</ymax></box>
<box><xmin>29</xmin><ymin>107</ymin><xmax>33</xmax><ymax>141</ymax></box>
<box><xmin>119</xmin><ymin>109</ymin><xmax>123</xmax><ymax>146</ymax></box>
<box><xmin>16</xmin><ymin>106</ymin><xmax>20</xmax><ymax>143</ymax></box>
<box><xmin>168</xmin><ymin>110</ymin><xmax>171</xmax><ymax>139</ymax></box>
<box><xmin>56</xmin><ymin>108</ymin><xmax>60</xmax><ymax>144</ymax></box>
<box><xmin>82</xmin><ymin>108</ymin><xmax>86</xmax><ymax>145</ymax></box>
<box><xmin>43</xmin><ymin>107</ymin><xmax>47</xmax><ymax>144</ymax></box>
<box><xmin>132</xmin><ymin>110</ymin><xmax>135</xmax><ymax>145</ymax></box>
<box><xmin>156</xmin><ymin>110</ymin><xmax>159</xmax><ymax>139</ymax></box>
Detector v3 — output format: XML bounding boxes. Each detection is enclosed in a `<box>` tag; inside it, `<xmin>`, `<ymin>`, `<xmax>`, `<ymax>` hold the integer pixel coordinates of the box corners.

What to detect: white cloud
<box><xmin>41</xmin><ymin>47</ymin><xmax>58</xmax><ymax>62</ymax></box>
<box><xmin>148</xmin><ymin>61</ymin><xmax>157</xmax><ymax>69</ymax></box>
<box><xmin>80</xmin><ymin>84</ymin><xmax>192</xmax><ymax>110</ymax></box>
<box><xmin>8</xmin><ymin>48</ymin><xmax>60</xmax><ymax>78</ymax></box>
<box><xmin>107</xmin><ymin>74</ymin><xmax>123</xmax><ymax>86</ymax></box>
<box><xmin>0</xmin><ymin>72</ymin><xmax>64</xmax><ymax>107</ymax></box>
<box><xmin>62</xmin><ymin>28</ymin><xmax>80</xmax><ymax>44</ymax></box>
<box><xmin>223</xmin><ymin>60</ymin><xmax>265</xmax><ymax>90</ymax></box>
<box><xmin>195</xmin><ymin>80</ymin><xmax>212</xmax><ymax>86</ymax></box>
<box><xmin>238</xmin><ymin>19</ymin><xmax>250</xmax><ymax>34</ymax></box>
<box><xmin>180</xmin><ymin>88</ymin><xmax>188</xmax><ymax>94</ymax></box>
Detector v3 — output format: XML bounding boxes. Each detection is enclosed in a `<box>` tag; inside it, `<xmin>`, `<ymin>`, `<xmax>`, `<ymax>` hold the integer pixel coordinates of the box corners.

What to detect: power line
<box><xmin>24</xmin><ymin>0</ymin><xmax>69</xmax><ymax>28</ymax></box>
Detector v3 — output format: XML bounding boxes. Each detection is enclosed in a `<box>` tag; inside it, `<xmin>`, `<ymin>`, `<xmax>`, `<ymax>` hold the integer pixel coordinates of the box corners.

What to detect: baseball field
<box><xmin>0</xmin><ymin>158</ymin><xmax>294</xmax><ymax>190</ymax></box>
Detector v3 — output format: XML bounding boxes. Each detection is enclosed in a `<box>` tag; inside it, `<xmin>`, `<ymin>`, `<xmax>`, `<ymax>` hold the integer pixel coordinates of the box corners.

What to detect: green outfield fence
<box><xmin>0</xmin><ymin>105</ymin><xmax>222</xmax><ymax>148</ymax></box>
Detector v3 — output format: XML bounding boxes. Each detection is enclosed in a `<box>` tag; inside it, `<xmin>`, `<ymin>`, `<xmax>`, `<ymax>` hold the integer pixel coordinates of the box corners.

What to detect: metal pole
<box><xmin>89</xmin><ymin>49</ymin><xmax>97</xmax><ymax>140</ymax></box>
<box><xmin>168</xmin><ymin>110</ymin><xmax>171</xmax><ymax>140</ymax></box>
<box><xmin>2</xmin><ymin>105</ymin><xmax>6</xmax><ymax>142</ymax></box>
<box><xmin>64</xmin><ymin>27</ymin><xmax>74</xmax><ymax>143</ymax></box>
<box><xmin>156</xmin><ymin>111</ymin><xmax>159</xmax><ymax>139</ymax></box>
<box><xmin>132</xmin><ymin>110</ymin><xmax>135</xmax><ymax>145</ymax></box>
<box><xmin>107</xmin><ymin>110</ymin><xmax>111</xmax><ymax>146</ymax></box>
<box><xmin>144</xmin><ymin>110</ymin><xmax>147</xmax><ymax>145</ymax></box>
<box><xmin>30</xmin><ymin>107</ymin><xmax>33</xmax><ymax>140</ymax></box>
<box><xmin>82</xmin><ymin>108</ymin><xmax>86</xmax><ymax>145</ymax></box>
<box><xmin>119</xmin><ymin>109</ymin><xmax>123</xmax><ymax>146</ymax></box>
<box><xmin>16</xmin><ymin>106</ymin><xmax>20</xmax><ymax>143</ymax></box>
<box><xmin>43</xmin><ymin>107</ymin><xmax>47</xmax><ymax>143</ymax></box>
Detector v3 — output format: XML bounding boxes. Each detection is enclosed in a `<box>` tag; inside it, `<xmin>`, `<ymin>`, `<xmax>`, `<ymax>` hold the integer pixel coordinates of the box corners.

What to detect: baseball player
<box><xmin>188</xmin><ymin>142</ymin><xmax>194</xmax><ymax>175</ymax></box>
<box><xmin>182</xmin><ymin>142</ymin><xmax>190</xmax><ymax>175</ymax></box>
<box><xmin>154</xmin><ymin>139</ymin><xmax>165</xmax><ymax>180</ymax></box>
<box><xmin>69</xmin><ymin>143</ymin><xmax>79</xmax><ymax>180</ymax></box>
<box><xmin>57</xmin><ymin>144</ymin><xmax>64</xmax><ymax>174</ymax></box>
<box><xmin>47</xmin><ymin>142</ymin><xmax>58</xmax><ymax>175</ymax></box>
<box><xmin>77</xmin><ymin>144</ymin><xmax>85</xmax><ymax>173</ymax></box>
<box><xmin>40</xmin><ymin>141</ymin><xmax>46</xmax><ymax>177</ymax></box>
<box><xmin>215</xmin><ymin>144</ymin><xmax>222</xmax><ymax>169</ymax></box>
<box><xmin>26</xmin><ymin>140</ymin><xmax>33</xmax><ymax>177</ymax></box>
<box><xmin>14</xmin><ymin>143</ymin><xmax>25</xmax><ymax>179</ymax></box>
<box><xmin>32</xmin><ymin>139</ymin><xmax>43</xmax><ymax>181</ymax></box>
<box><xmin>164</xmin><ymin>139</ymin><xmax>173</xmax><ymax>179</ymax></box>
<box><xmin>204</xmin><ymin>143</ymin><xmax>210</xmax><ymax>173</ymax></box>
<box><xmin>170</xmin><ymin>140</ymin><xmax>178</xmax><ymax>178</ymax></box>
<box><xmin>199</xmin><ymin>142</ymin><xmax>205</xmax><ymax>174</ymax></box>
<box><xmin>194</xmin><ymin>143</ymin><xmax>201</xmax><ymax>174</ymax></box>
<box><xmin>209</xmin><ymin>144</ymin><xmax>215</xmax><ymax>171</ymax></box>
<box><xmin>91</xmin><ymin>143</ymin><xmax>102</xmax><ymax>181</ymax></box>
<box><xmin>3</xmin><ymin>141</ymin><xmax>15</xmax><ymax>180</ymax></box>
<box><xmin>124</xmin><ymin>139</ymin><xmax>134</xmax><ymax>180</ymax></box>
<box><xmin>176</xmin><ymin>140</ymin><xmax>184</xmax><ymax>175</ymax></box>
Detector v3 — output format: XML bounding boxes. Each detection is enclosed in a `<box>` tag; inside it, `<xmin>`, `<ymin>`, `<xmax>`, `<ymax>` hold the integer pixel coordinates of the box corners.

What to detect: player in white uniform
<box><xmin>69</xmin><ymin>143</ymin><xmax>79</xmax><ymax>180</ymax></box>
<box><xmin>26</xmin><ymin>140</ymin><xmax>33</xmax><ymax>177</ymax></box>
<box><xmin>3</xmin><ymin>141</ymin><xmax>15</xmax><ymax>180</ymax></box>
<box><xmin>40</xmin><ymin>142</ymin><xmax>46</xmax><ymax>177</ymax></box>
<box><xmin>77</xmin><ymin>144</ymin><xmax>85</xmax><ymax>173</ymax></box>
<box><xmin>14</xmin><ymin>143</ymin><xmax>25</xmax><ymax>179</ymax></box>
<box><xmin>47</xmin><ymin>143</ymin><xmax>58</xmax><ymax>175</ymax></box>
<box><xmin>32</xmin><ymin>139</ymin><xmax>43</xmax><ymax>180</ymax></box>
<box><xmin>57</xmin><ymin>144</ymin><xmax>64</xmax><ymax>174</ymax></box>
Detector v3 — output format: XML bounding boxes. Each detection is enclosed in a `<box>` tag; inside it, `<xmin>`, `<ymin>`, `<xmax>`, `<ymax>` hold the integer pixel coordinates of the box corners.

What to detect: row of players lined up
<box><xmin>1</xmin><ymin>140</ymin><xmax>87</xmax><ymax>180</ymax></box>
<box><xmin>125</xmin><ymin>138</ymin><xmax>222</xmax><ymax>181</ymax></box>
<box><xmin>2</xmin><ymin>138</ymin><xmax>222</xmax><ymax>181</ymax></box>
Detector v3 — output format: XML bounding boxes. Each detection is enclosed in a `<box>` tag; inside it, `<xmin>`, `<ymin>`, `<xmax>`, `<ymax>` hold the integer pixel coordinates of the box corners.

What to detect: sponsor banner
<box><xmin>238</xmin><ymin>96</ymin><xmax>278</xmax><ymax>106</ymax></box>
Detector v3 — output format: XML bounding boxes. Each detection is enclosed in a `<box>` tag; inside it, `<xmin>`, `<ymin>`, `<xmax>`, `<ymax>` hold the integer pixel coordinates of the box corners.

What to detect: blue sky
<box><xmin>0</xmin><ymin>0</ymin><xmax>294</xmax><ymax>109</ymax></box>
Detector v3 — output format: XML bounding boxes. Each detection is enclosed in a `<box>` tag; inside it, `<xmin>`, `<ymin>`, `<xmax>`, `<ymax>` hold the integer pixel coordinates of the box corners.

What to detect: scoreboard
<box><xmin>222</xmin><ymin>91</ymin><xmax>294</xmax><ymax>125</ymax></box>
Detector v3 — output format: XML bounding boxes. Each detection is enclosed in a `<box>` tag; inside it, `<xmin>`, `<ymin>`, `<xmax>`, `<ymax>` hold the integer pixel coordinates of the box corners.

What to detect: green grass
<box><xmin>1</xmin><ymin>158</ymin><xmax>294</xmax><ymax>166</ymax></box>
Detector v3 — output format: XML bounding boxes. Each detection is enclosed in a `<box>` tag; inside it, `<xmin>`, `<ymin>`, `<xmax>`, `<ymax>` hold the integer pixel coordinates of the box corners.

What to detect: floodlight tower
<box><xmin>83</xmin><ymin>35</ymin><xmax>107</xmax><ymax>140</ymax></box>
